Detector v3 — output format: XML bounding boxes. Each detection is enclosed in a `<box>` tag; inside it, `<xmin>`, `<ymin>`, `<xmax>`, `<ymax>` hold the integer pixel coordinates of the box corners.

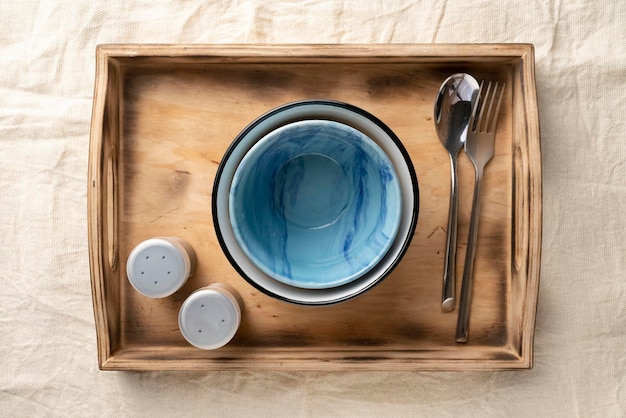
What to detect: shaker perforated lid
<box><xmin>126</xmin><ymin>237</ymin><xmax>195</xmax><ymax>298</ymax></box>
<box><xmin>178</xmin><ymin>284</ymin><xmax>242</xmax><ymax>350</ymax></box>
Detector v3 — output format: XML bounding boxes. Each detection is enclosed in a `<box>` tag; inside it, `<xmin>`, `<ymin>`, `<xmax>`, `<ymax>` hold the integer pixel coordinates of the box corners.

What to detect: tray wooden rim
<box><xmin>88</xmin><ymin>43</ymin><xmax>542</xmax><ymax>371</ymax></box>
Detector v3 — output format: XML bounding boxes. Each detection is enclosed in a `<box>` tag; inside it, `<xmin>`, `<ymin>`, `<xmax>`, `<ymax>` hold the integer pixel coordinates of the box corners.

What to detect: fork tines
<box><xmin>470</xmin><ymin>81</ymin><xmax>505</xmax><ymax>134</ymax></box>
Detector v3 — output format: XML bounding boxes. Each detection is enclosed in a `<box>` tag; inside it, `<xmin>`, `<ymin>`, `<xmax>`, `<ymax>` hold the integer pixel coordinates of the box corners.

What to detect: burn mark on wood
<box><xmin>427</xmin><ymin>226</ymin><xmax>445</xmax><ymax>239</ymax></box>
<box><xmin>339</xmin><ymin>356</ymin><xmax>391</xmax><ymax>362</ymax></box>
<box><xmin>365</xmin><ymin>70</ymin><xmax>425</xmax><ymax>98</ymax></box>
<box><xmin>233</xmin><ymin>331</ymin><xmax>312</xmax><ymax>348</ymax></box>
<box><xmin>343</xmin><ymin>337</ymin><xmax>392</xmax><ymax>347</ymax></box>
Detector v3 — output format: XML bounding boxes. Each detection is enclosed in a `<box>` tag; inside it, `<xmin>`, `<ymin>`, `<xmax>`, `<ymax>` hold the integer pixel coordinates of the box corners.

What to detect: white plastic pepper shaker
<box><xmin>178</xmin><ymin>283</ymin><xmax>243</xmax><ymax>350</ymax></box>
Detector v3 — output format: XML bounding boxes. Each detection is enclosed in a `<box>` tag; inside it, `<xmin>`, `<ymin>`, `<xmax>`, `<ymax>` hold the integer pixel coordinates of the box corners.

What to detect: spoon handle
<box><xmin>455</xmin><ymin>166</ymin><xmax>484</xmax><ymax>342</ymax></box>
<box><xmin>441</xmin><ymin>153</ymin><xmax>459</xmax><ymax>312</ymax></box>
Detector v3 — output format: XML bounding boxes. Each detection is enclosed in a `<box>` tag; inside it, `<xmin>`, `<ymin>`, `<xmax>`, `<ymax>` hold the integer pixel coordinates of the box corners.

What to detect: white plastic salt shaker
<box><xmin>126</xmin><ymin>237</ymin><xmax>197</xmax><ymax>298</ymax></box>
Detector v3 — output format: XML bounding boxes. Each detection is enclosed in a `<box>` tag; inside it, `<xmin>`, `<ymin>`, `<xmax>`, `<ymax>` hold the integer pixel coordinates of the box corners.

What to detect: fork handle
<box><xmin>442</xmin><ymin>152</ymin><xmax>460</xmax><ymax>312</ymax></box>
<box><xmin>455</xmin><ymin>167</ymin><xmax>484</xmax><ymax>342</ymax></box>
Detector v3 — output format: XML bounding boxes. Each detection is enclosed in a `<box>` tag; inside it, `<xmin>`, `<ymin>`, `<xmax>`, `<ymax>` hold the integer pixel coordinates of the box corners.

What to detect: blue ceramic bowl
<box><xmin>229</xmin><ymin>120</ymin><xmax>402</xmax><ymax>289</ymax></box>
<box><xmin>213</xmin><ymin>100</ymin><xmax>419</xmax><ymax>305</ymax></box>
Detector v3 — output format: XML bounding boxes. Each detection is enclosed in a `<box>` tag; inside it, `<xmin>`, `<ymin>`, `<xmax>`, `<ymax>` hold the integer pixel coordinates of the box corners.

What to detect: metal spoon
<box><xmin>434</xmin><ymin>73</ymin><xmax>479</xmax><ymax>312</ymax></box>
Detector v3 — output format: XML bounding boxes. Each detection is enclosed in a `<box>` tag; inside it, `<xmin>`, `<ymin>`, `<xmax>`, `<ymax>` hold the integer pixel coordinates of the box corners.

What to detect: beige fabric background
<box><xmin>1</xmin><ymin>1</ymin><xmax>624</xmax><ymax>417</ymax></box>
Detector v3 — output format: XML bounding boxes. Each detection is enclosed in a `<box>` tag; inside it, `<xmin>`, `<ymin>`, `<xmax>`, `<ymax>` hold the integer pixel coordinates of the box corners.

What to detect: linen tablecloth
<box><xmin>1</xmin><ymin>1</ymin><xmax>624</xmax><ymax>416</ymax></box>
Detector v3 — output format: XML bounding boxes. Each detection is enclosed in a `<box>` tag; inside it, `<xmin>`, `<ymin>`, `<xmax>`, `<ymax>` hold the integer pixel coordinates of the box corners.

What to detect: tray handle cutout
<box><xmin>105</xmin><ymin>147</ymin><xmax>118</xmax><ymax>270</ymax></box>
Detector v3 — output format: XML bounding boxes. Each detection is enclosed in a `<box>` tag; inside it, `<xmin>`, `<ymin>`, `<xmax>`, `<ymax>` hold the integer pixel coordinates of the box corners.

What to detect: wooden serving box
<box><xmin>88</xmin><ymin>44</ymin><xmax>541</xmax><ymax>370</ymax></box>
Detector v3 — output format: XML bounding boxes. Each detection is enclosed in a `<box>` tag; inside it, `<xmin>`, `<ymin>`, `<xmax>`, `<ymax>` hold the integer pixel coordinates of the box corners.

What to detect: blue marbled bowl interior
<box><xmin>229</xmin><ymin>120</ymin><xmax>402</xmax><ymax>289</ymax></box>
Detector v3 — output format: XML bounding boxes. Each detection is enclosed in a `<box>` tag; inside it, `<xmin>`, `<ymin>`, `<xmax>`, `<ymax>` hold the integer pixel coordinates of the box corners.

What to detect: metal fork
<box><xmin>455</xmin><ymin>81</ymin><xmax>505</xmax><ymax>343</ymax></box>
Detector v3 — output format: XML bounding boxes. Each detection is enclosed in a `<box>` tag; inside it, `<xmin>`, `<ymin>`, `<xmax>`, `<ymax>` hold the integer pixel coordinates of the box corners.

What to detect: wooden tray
<box><xmin>88</xmin><ymin>44</ymin><xmax>541</xmax><ymax>370</ymax></box>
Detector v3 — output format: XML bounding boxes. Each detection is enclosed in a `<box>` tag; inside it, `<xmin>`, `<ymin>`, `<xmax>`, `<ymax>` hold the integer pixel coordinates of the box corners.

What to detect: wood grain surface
<box><xmin>88</xmin><ymin>44</ymin><xmax>541</xmax><ymax>370</ymax></box>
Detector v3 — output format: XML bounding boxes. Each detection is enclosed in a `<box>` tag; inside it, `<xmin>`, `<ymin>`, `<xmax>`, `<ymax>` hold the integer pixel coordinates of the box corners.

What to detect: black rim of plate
<box><xmin>212</xmin><ymin>99</ymin><xmax>419</xmax><ymax>305</ymax></box>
